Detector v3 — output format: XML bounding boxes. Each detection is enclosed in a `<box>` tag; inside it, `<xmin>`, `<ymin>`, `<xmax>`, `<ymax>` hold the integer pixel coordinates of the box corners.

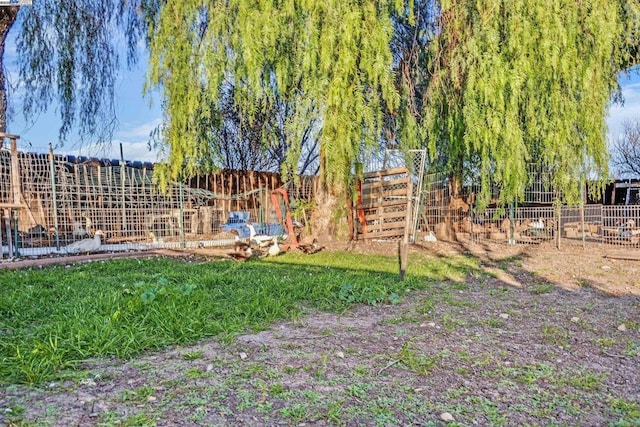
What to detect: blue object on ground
<box><xmin>221</xmin><ymin>211</ymin><xmax>251</xmax><ymax>238</ymax></box>
<box><xmin>252</xmin><ymin>222</ymin><xmax>285</xmax><ymax>236</ymax></box>
<box><xmin>221</xmin><ymin>211</ymin><xmax>286</xmax><ymax>239</ymax></box>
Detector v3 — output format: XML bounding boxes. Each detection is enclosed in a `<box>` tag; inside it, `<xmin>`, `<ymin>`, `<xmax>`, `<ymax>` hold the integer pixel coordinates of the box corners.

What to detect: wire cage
<box><xmin>0</xmin><ymin>144</ymin><xmax>318</xmax><ymax>260</ymax></box>
<box><xmin>414</xmin><ymin>161</ymin><xmax>640</xmax><ymax>249</ymax></box>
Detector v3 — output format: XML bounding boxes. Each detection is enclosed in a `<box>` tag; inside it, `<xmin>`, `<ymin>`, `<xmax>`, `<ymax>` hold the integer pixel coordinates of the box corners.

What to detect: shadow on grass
<box><xmin>0</xmin><ymin>250</ymin><xmax>480</xmax><ymax>385</ymax></box>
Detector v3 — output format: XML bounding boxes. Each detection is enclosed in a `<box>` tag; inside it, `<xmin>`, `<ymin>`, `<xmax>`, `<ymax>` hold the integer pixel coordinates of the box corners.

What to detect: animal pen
<box><xmin>0</xmin><ymin>134</ymin><xmax>316</xmax><ymax>260</ymax></box>
<box><xmin>415</xmin><ymin>166</ymin><xmax>640</xmax><ymax>249</ymax></box>
<box><xmin>1</xmin><ymin>132</ymin><xmax>639</xmax><ymax>263</ymax></box>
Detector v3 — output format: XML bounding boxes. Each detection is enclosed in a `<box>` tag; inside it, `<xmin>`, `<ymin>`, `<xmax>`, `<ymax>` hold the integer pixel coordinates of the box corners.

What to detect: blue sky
<box><xmin>607</xmin><ymin>68</ymin><xmax>640</xmax><ymax>143</ymax></box>
<box><xmin>4</xmin><ymin>33</ymin><xmax>640</xmax><ymax>163</ymax></box>
<box><xmin>5</xmin><ymin>32</ymin><xmax>163</xmax><ymax>162</ymax></box>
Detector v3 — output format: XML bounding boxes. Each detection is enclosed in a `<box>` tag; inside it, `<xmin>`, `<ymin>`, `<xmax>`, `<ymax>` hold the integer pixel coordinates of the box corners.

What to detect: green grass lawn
<box><xmin>0</xmin><ymin>251</ymin><xmax>477</xmax><ymax>385</ymax></box>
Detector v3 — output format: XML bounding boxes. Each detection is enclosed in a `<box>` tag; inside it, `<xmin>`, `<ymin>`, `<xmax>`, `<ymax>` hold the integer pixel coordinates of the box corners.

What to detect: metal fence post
<box><xmin>580</xmin><ymin>180</ymin><xmax>586</xmax><ymax>249</ymax></box>
<box><xmin>120</xmin><ymin>146</ymin><xmax>127</xmax><ymax>237</ymax></box>
<box><xmin>509</xmin><ymin>200</ymin><xmax>515</xmax><ymax>245</ymax></box>
<box><xmin>179</xmin><ymin>182</ymin><xmax>186</xmax><ymax>248</ymax></box>
<box><xmin>49</xmin><ymin>144</ymin><xmax>60</xmax><ymax>250</ymax></box>
<box><xmin>3</xmin><ymin>213</ymin><xmax>11</xmax><ymax>258</ymax></box>
<box><xmin>13</xmin><ymin>210</ymin><xmax>19</xmax><ymax>257</ymax></box>
<box><xmin>555</xmin><ymin>198</ymin><xmax>561</xmax><ymax>250</ymax></box>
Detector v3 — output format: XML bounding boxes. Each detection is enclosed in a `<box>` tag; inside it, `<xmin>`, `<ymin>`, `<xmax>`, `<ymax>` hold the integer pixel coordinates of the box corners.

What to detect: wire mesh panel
<box><xmin>560</xmin><ymin>204</ymin><xmax>603</xmax><ymax>245</ymax></box>
<box><xmin>602</xmin><ymin>205</ymin><xmax>640</xmax><ymax>248</ymax></box>
<box><xmin>0</xmin><ymin>149</ymin><xmax>12</xmax><ymax>207</ymax></box>
<box><xmin>462</xmin><ymin>206</ymin><xmax>556</xmax><ymax>245</ymax></box>
<box><xmin>416</xmin><ymin>172</ymin><xmax>450</xmax><ymax>241</ymax></box>
<box><xmin>524</xmin><ymin>163</ymin><xmax>555</xmax><ymax>205</ymax></box>
<box><xmin>0</xmin><ymin>147</ymin><xmax>320</xmax><ymax>260</ymax></box>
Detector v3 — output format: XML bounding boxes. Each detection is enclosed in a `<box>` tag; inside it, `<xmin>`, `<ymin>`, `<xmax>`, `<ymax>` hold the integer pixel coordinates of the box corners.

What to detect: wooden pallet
<box><xmin>356</xmin><ymin>168</ymin><xmax>411</xmax><ymax>240</ymax></box>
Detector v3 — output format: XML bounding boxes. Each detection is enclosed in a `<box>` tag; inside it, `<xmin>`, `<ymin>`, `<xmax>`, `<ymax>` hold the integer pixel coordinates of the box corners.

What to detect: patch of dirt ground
<box><xmin>1</xmin><ymin>241</ymin><xmax>639</xmax><ymax>426</ymax></box>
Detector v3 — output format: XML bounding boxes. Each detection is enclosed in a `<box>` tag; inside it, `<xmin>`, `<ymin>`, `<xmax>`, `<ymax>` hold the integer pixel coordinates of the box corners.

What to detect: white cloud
<box><xmin>607</xmin><ymin>81</ymin><xmax>640</xmax><ymax>142</ymax></box>
<box><xmin>54</xmin><ymin>118</ymin><xmax>164</xmax><ymax>162</ymax></box>
<box><xmin>115</xmin><ymin>118</ymin><xmax>162</xmax><ymax>140</ymax></box>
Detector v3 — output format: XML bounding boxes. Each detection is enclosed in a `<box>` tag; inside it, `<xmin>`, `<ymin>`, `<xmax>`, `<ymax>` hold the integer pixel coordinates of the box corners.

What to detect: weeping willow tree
<box><xmin>1</xmin><ymin>1</ymin><xmax>150</xmax><ymax>142</ymax></box>
<box><xmin>146</xmin><ymin>1</ymin><xmax>408</xmax><ymax>191</ymax></box>
<box><xmin>424</xmin><ymin>0</ymin><xmax>640</xmax><ymax>207</ymax></box>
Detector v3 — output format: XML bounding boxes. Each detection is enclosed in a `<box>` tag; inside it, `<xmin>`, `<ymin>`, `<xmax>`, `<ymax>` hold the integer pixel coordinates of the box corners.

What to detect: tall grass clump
<box><xmin>0</xmin><ymin>251</ymin><xmax>477</xmax><ymax>384</ymax></box>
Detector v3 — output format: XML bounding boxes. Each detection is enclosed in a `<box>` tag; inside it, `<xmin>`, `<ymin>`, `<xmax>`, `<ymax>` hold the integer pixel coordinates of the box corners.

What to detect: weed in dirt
<box><xmin>594</xmin><ymin>337</ymin><xmax>616</xmax><ymax>347</ymax></box>
<box><xmin>624</xmin><ymin>320</ymin><xmax>640</xmax><ymax>331</ymax></box>
<box><xmin>541</xmin><ymin>324</ymin><xmax>570</xmax><ymax>346</ymax></box>
<box><xmin>455</xmin><ymin>366</ymin><xmax>471</xmax><ymax>375</ymax></box>
<box><xmin>98</xmin><ymin>410</ymin><xmax>124</xmax><ymax>425</ymax></box>
<box><xmin>442</xmin><ymin>313</ymin><xmax>467</xmax><ymax>331</ymax></box>
<box><xmin>121</xmin><ymin>385</ymin><xmax>155</xmax><ymax>404</ymax></box>
<box><xmin>467</xmin><ymin>395</ymin><xmax>507</xmax><ymax>425</ymax></box>
<box><xmin>504</xmin><ymin>363</ymin><xmax>555</xmax><ymax>385</ymax></box>
<box><xmin>187</xmin><ymin>407</ymin><xmax>208</xmax><ymax>422</ymax></box>
<box><xmin>485</xmin><ymin>317</ymin><xmax>506</xmax><ymax>328</ymax></box>
<box><xmin>623</xmin><ymin>340</ymin><xmax>640</xmax><ymax>357</ymax></box>
<box><xmin>184</xmin><ymin>367</ymin><xmax>211</xmax><ymax>380</ymax></box>
<box><xmin>380</xmin><ymin>313</ymin><xmax>422</xmax><ymax>325</ymax></box>
<box><xmin>447</xmin><ymin>386</ymin><xmax>471</xmax><ymax>399</ymax></box>
<box><xmin>529</xmin><ymin>283</ymin><xmax>554</xmax><ymax>294</ymax></box>
<box><xmin>417</xmin><ymin>296</ymin><xmax>436</xmax><ymax>314</ymax></box>
<box><xmin>488</xmin><ymin>286</ymin><xmax>511</xmax><ymax>297</ymax></box>
<box><xmin>236</xmin><ymin>388</ymin><xmax>257</xmax><ymax>410</ymax></box>
<box><xmin>564</xmin><ymin>371</ymin><xmax>608</xmax><ymax>391</ymax></box>
<box><xmin>283</xmin><ymin>365</ymin><xmax>298</xmax><ymax>374</ymax></box>
<box><xmin>322</xmin><ymin>400</ymin><xmax>346</xmax><ymax>424</ymax></box>
<box><xmin>269</xmin><ymin>383</ymin><xmax>287</xmax><ymax>396</ymax></box>
<box><xmin>120</xmin><ymin>412</ymin><xmax>156</xmax><ymax>427</ymax></box>
<box><xmin>441</xmin><ymin>293</ymin><xmax>477</xmax><ymax>308</ymax></box>
<box><xmin>607</xmin><ymin>398</ymin><xmax>640</xmax><ymax>425</ymax></box>
<box><xmin>347</xmin><ymin>382</ymin><xmax>371</xmax><ymax>398</ymax></box>
<box><xmin>209</xmin><ymin>398</ymin><xmax>233</xmax><ymax>417</ymax></box>
<box><xmin>279</xmin><ymin>403</ymin><xmax>311</xmax><ymax>422</ymax></box>
<box><xmin>392</xmin><ymin>341</ymin><xmax>438</xmax><ymax>375</ymax></box>
<box><xmin>353</xmin><ymin>364</ymin><xmax>369</xmax><ymax>376</ymax></box>
<box><xmin>181</xmin><ymin>350</ymin><xmax>203</xmax><ymax>360</ymax></box>
<box><xmin>2</xmin><ymin>404</ymin><xmax>26</xmax><ymax>425</ymax></box>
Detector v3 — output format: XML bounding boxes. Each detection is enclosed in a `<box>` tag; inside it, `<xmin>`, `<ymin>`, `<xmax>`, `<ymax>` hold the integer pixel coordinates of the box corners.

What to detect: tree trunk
<box><xmin>0</xmin><ymin>7</ymin><xmax>19</xmax><ymax>133</ymax></box>
<box><xmin>311</xmin><ymin>189</ymin><xmax>338</xmax><ymax>242</ymax></box>
<box><xmin>311</xmin><ymin>150</ymin><xmax>350</xmax><ymax>242</ymax></box>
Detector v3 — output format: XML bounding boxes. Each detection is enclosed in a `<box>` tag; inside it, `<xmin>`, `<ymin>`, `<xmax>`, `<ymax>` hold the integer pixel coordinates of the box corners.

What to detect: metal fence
<box><xmin>416</xmin><ymin>200</ymin><xmax>640</xmax><ymax>248</ymax></box>
<box><xmin>3</xmin><ymin>136</ymin><xmax>639</xmax><ymax>261</ymax></box>
<box><xmin>412</xmin><ymin>162</ymin><xmax>640</xmax><ymax>248</ymax></box>
<box><xmin>0</xmin><ymin>141</ymin><xmax>315</xmax><ymax>260</ymax></box>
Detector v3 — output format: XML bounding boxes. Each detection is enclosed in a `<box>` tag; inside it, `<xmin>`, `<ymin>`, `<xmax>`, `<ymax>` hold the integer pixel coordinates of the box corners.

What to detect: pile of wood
<box><xmin>563</xmin><ymin>222</ymin><xmax>599</xmax><ymax>239</ymax></box>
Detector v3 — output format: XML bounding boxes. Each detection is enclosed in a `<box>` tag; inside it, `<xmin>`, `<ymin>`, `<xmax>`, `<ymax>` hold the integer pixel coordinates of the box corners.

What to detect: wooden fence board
<box><xmin>364</xmin><ymin>211</ymin><xmax>408</xmax><ymax>221</ymax></box>
<box><xmin>363</xmin><ymin>167</ymin><xmax>408</xmax><ymax>179</ymax></box>
<box><xmin>357</xmin><ymin>199</ymin><xmax>408</xmax><ymax>209</ymax></box>
<box><xmin>358</xmin><ymin>229</ymin><xmax>406</xmax><ymax>239</ymax></box>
